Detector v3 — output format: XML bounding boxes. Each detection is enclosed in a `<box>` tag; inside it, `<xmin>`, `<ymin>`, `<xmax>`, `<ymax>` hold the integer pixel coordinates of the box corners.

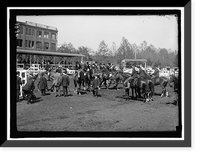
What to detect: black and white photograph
<box><xmin>4</xmin><ymin>5</ymin><xmax>191</xmax><ymax>148</ymax></box>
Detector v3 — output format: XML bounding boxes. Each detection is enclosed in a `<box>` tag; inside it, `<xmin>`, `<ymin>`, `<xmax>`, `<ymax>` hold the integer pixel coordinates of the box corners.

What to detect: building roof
<box><xmin>17</xmin><ymin>21</ymin><xmax>58</xmax><ymax>32</ymax></box>
<box><xmin>121</xmin><ymin>59</ymin><xmax>147</xmax><ymax>62</ymax></box>
<box><xmin>17</xmin><ymin>49</ymin><xmax>85</xmax><ymax>57</ymax></box>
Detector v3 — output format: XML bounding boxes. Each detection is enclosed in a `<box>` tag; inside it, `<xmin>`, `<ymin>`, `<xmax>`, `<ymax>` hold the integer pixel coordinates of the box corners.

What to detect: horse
<box><xmin>137</xmin><ymin>69</ymin><xmax>154</xmax><ymax>101</ymax></box>
<box><xmin>114</xmin><ymin>68</ymin><xmax>152</xmax><ymax>102</ymax></box>
<box><xmin>73</xmin><ymin>69</ymin><xmax>85</xmax><ymax>95</ymax></box>
<box><xmin>150</xmin><ymin>75</ymin><xmax>169</xmax><ymax>97</ymax></box>
<box><xmin>99</xmin><ymin>66</ymin><xmax>113</xmax><ymax>89</ymax></box>
<box><xmin>169</xmin><ymin>74</ymin><xmax>179</xmax><ymax>105</ymax></box>
<box><xmin>83</xmin><ymin>67</ymin><xmax>95</xmax><ymax>92</ymax></box>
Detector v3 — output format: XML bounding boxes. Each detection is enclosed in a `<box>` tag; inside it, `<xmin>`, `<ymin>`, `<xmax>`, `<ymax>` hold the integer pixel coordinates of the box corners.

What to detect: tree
<box><xmin>97</xmin><ymin>40</ymin><xmax>109</xmax><ymax>56</ymax></box>
<box><xmin>173</xmin><ymin>53</ymin><xmax>178</xmax><ymax>67</ymax></box>
<box><xmin>110</xmin><ymin>42</ymin><xmax>117</xmax><ymax>56</ymax></box>
<box><xmin>141</xmin><ymin>40</ymin><xmax>148</xmax><ymax>51</ymax></box>
<box><xmin>77</xmin><ymin>46</ymin><xmax>93</xmax><ymax>61</ymax></box>
<box><xmin>57</xmin><ymin>42</ymin><xmax>76</xmax><ymax>53</ymax></box>
<box><xmin>95</xmin><ymin>40</ymin><xmax>110</xmax><ymax>63</ymax></box>
<box><xmin>118</xmin><ymin>37</ymin><xmax>133</xmax><ymax>59</ymax></box>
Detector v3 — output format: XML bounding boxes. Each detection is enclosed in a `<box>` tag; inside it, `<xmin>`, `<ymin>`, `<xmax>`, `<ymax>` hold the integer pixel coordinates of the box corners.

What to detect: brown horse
<box><xmin>151</xmin><ymin>76</ymin><xmax>169</xmax><ymax>97</ymax></box>
<box><xmin>169</xmin><ymin>74</ymin><xmax>179</xmax><ymax>104</ymax></box>
<box><xmin>73</xmin><ymin>70</ymin><xmax>85</xmax><ymax>95</ymax></box>
<box><xmin>115</xmin><ymin>72</ymin><xmax>151</xmax><ymax>102</ymax></box>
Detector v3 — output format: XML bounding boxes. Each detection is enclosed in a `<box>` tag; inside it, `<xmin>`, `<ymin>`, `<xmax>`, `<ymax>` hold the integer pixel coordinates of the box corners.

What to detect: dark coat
<box><xmin>17</xmin><ymin>76</ymin><xmax>22</xmax><ymax>90</ymax></box>
<box><xmin>22</xmin><ymin>78</ymin><xmax>35</xmax><ymax>92</ymax></box>
<box><xmin>138</xmin><ymin>68</ymin><xmax>147</xmax><ymax>79</ymax></box>
<box><xmin>152</xmin><ymin>68</ymin><xmax>159</xmax><ymax>78</ymax></box>
<box><xmin>60</xmin><ymin>74</ymin><xmax>70</xmax><ymax>87</ymax></box>
<box><xmin>38</xmin><ymin>76</ymin><xmax>47</xmax><ymax>90</ymax></box>
<box><xmin>92</xmin><ymin>77</ymin><xmax>100</xmax><ymax>89</ymax></box>
<box><xmin>131</xmin><ymin>67</ymin><xmax>137</xmax><ymax>76</ymax></box>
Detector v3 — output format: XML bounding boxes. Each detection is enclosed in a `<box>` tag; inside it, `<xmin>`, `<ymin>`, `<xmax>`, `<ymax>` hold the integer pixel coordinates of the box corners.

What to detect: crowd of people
<box><xmin>16</xmin><ymin>61</ymin><xmax>161</xmax><ymax>104</ymax></box>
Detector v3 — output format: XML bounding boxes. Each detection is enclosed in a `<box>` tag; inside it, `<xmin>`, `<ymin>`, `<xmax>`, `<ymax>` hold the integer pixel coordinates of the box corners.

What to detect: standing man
<box><xmin>16</xmin><ymin>71</ymin><xmax>22</xmax><ymax>102</ymax></box>
<box><xmin>92</xmin><ymin>74</ymin><xmax>100</xmax><ymax>97</ymax></box>
<box><xmin>60</xmin><ymin>70</ymin><xmax>70</xmax><ymax>97</ymax></box>
<box><xmin>53</xmin><ymin>69</ymin><xmax>61</xmax><ymax>97</ymax></box>
<box><xmin>22</xmin><ymin>76</ymin><xmax>36</xmax><ymax>104</ymax></box>
<box><xmin>38</xmin><ymin>72</ymin><xmax>47</xmax><ymax>96</ymax></box>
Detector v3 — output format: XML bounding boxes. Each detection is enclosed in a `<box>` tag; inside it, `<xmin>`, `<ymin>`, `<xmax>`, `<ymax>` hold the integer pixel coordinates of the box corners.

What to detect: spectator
<box><xmin>38</xmin><ymin>72</ymin><xmax>47</xmax><ymax>96</ymax></box>
<box><xmin>92</xmin><ymin>74</ymin><xmax>100</xmax><ymax>97</ymax></box>
<box><xmin>16</xmin><ymin>71</ymin><xmax>22</xmax><ymax>102</ymax></box>
<box><xmin>60</xmin><ymin>70</ymin><xmax>70</xmax><ymax>97</ymax></box>
<box><xmin>53</xmin><ymin>69</ymin><xmax>61</xmax><ymax>97</ymax></box>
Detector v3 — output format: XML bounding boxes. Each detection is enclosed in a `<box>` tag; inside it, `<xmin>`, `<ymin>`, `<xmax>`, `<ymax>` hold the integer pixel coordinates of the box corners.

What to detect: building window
<box><xmin>32</xmin><ymin>29</ymin><xmax>35</xmax><ymax>36</ymax></box>
<box><xmin>31</xmin><ymin>41</ymin><xmax>34</xmax><ymax>48</ymax></box>
<box><xmin>44</xmin><ymin>31</ymin><xmax>49</xmax><ymax>38</ymax></box>
<box><xmin>19</xmin><ymin>26</ymin><xmax>23</xmax><ymax>34</ymax></box>
<box><xmin>25</xmin><ymin>40</ymin><xmax>34</xmax><ymax>48</ymax></box>
<box><xmin>37</xmin><ymin>30</ymin><xmax>42</xmax><ymax>38</ymax></box>
<box><xmin>25</xmin><ymin>27</ymin><xmax>35</xmax><ymax>36</ymax></box>
<box><xmin>29</xmin><ymin>29</ymin><xmax>31</xmax><ymax>35</ymax></box>
<box><xmin>44</xmin><ymin>42</ymin><xmax>49</xmax><ymax>50</ymax></box>
<box><xmin>36</xmin><ymin>41</ymin><xmax>42</xmax><ymax>50</ymax></box>
<box><xmin>26</xmin><ymin>28</ymin><xmax>29</xmax><ymax>35</ymax></box>
<box><xmin>51</xmin><ymin>33</ymin><xmax>57</xmax><ymax>40</ymax></box>
<box><xmin>17</xmin><ymin>39</ymin><xmax>23</xmax><ymax>47</ymax></box>
<box><xmin>51</xmin><ymin>43</ymin><xmax>56</xmax><ymax>51</ymax></box>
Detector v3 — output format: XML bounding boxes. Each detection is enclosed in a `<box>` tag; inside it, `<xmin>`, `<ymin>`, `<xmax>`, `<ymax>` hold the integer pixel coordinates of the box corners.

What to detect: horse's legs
<box><xmin>131</xmin><ymin>87</ymin><xmax>134</xmax><ymax>99</ymax></box>
<box><xmin>125</xmin><ymin>88</ymin><xmax>129</xmax><ymax>98</ymax></box>
<box><xmin>74</xmin><ymin>80</ymin><xmax>77</xmax><ymax>93</ymax></box>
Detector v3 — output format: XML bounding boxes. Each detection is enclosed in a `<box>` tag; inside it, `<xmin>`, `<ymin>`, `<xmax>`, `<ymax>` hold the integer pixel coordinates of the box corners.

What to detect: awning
<box><xmin>17</xmin><ymin>48</ymin><xmax>85</xmax><ymax>57</ymax></box>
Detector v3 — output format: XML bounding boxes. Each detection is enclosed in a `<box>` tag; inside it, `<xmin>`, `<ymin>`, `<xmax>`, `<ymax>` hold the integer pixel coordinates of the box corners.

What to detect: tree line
<box><xmin>17</xmin><ymin>36</ymin><xmax>178</xmax><ymax>68</ymax></box>
<box><xmin>57</xmin><ymin>37</ymin><xmax>178</xmax><ymax>68</ymax></box>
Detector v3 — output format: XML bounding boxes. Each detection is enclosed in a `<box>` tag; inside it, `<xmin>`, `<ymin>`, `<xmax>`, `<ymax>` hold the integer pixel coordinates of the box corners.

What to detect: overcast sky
<box><xmin>17</xmin><ymin>15</ymin><xmax>178</xmax><ymax>52</ymax></box>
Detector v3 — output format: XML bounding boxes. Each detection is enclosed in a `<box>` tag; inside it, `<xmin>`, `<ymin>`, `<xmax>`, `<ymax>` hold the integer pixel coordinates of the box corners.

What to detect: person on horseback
<box><xmin>151</xmin><ymin>64</ymin><xmax>160</xmax><ymax>84</ymax></box>
<box><xmin>123</xmin><ymin>64</ymin><xmax>138</xmax><ymax>89</ymax></box>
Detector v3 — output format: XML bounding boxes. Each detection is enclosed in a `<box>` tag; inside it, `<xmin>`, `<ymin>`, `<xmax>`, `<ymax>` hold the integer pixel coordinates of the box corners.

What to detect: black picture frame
<box><xmin>1</xmin><ymin>1</ymin><xmax>193</xmax><ymax>149</ymax></box>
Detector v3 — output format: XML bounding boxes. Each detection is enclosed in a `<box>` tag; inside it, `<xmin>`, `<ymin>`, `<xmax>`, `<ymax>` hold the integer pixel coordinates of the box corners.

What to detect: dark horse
<box><xmin>73</xmin><ymin>70</ymin><xmax>85</xmax><ymax>95</ymax></box>
<box><xmin>116</xmin><ymin>70</ymin><xmax>153</xmax><ymax>102</ymax></box>
<box><xmin>169</xmin><ymin>74</ymin><xmax>179</xmax><ymax>105</ymax></box>
<box><xmin>151</xmin><ymin>75</ymin><xmax>169</xmax><ymax>97</ymax></box>
<box><xmin>83</xmin><ymin>67</ymin><xmax>95</xmax><ymax>92</ymax></box>
<box><xmin>99</xmin><ymin>67</ymin><xmax>113</xmax><ymax>89</ymax></box>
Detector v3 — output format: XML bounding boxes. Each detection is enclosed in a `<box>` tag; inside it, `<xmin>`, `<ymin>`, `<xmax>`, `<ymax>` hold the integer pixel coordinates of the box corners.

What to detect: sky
<box><xmin>17</xmin><ymin>15</ymin><xmax>178</xmax><ymax>52</ymax></box>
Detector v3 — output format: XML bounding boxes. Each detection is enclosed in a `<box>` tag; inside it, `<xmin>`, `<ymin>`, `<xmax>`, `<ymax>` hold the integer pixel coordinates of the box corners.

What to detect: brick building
<box><xmin>16</xmin><ymin>21</ymin><xmax>58</xmax><ymax>52</ymax></box>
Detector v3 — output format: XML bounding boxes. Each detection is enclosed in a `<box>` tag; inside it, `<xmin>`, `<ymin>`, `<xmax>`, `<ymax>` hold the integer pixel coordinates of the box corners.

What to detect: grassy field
<box><xmin>17</xmin><ymin>76</ymin><xmax>179</xmax><ymax>132</ymax></box>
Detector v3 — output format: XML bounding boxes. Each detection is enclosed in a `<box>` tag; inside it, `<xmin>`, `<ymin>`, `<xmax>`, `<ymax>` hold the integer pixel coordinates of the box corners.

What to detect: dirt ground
<box><xmin>17</xmin><ymin>76</ymin><xmax>179</xmax><ymax>132</ymax></box>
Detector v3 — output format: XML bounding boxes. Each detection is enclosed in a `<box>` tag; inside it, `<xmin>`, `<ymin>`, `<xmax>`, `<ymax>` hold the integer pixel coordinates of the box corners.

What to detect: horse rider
<box><xmin>151</xmin><ymin>64</ymin><xmax>160</xmax><ymax>83</ymax></box>
<box><xmin>123</xmin><ymin>64</ymin><xmax>138</xmax><ymax>88</ymax></box>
